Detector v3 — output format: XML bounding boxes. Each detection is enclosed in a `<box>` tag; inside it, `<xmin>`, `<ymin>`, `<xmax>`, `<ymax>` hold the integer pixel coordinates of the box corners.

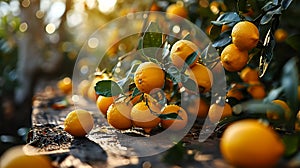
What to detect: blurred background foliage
<box><xmin>0</xmin><ymin>0</ymin><xmax>299</xmax><ymax>134</ymax></box>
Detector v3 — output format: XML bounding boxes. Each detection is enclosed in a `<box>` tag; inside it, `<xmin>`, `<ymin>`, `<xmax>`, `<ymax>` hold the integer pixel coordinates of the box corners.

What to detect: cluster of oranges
<box><xmin>93</xmin><ymin>39</ymin><xmax>214</xmax><ymax>134</ymax></box>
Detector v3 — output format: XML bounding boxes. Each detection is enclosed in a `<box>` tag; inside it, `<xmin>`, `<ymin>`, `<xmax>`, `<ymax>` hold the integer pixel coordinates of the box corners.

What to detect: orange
<box><xmin>150</xmin><ymin>2</ymin><xmax>160</xmax><ymax>11</ymax></box>
<box><xmin>240</xmin><ymin>66</ymin><xmax>259</xmax><ymax>83</ymax></box>
<box><xmin>220</xmin><ymin>119</ymin><xmax>285</xmax><ymax>168</ymax></box>
<box><xmin>231</xmin><ymin>21</ymin><xmax>259</xmax><ymax>51</ymax></box>
<box><xmin>188</xmin><ymin>63</ymin><xmax>213</xmax><ymax>93</ymax></box>
<box><xmin>134</xmin><ymin>62</ymin><xmax>165</xmax><ymax>94</ymax></box>
<box><xmin>64</xmin><ymin>109</ymin><xmax>94</xmax><ymax>137</ymax></box>
<box><xmin>130</xmin><ymin>98</ymin><xmax>161</xmax><ymax>133</ymax></box>
<box><xmin>274</xmin><ymin>28</ymin><xmax>288</xmax><ymax>42</ymax></box>
<box><xmin>170</xmin><ymin>40</ymin><xmax>199</xmax><ymax>68</ymax></box>
<box><xmin>247</xmin><ymin>81</ymin><xmax>266</xmax><ymax>99</ymax></box>
<box><xmin>160</xmin><ymin>104</ymin><xmax>188</xmax><ymax>131</ymax></box>
<box><xmin>267</xmin><ymin>99</ymin><xmax>291</xmax><ymax>120</ymax></box>
<box><xmin>226</xmin><ymin>83</ymin><xmax>245</xmax><ymax>101</ymax></box>
<box><xmin>96</xmin><ymin>96</ymin><xmax>114</xmax><ymax>116</ymax></box>
<box><xmin>166</xmin><ymin>3</ymin><xmax>188</xmax><ymax>19</ymax></box>
<box><xmin>187</xmin><ymin>97</ymin><xmax>210</xmax><ymax>118</ymax></box>
<box><xmin>220</xmin><ymin>44</ymin><xmax>249</xmax><ymax>72</ymax></box>
<box><xmin>0</xmin><ymin>146</ymin><xmax>53</xmax><ymax>168</ymax></box>
<box><xmin>57</xmin><ymin>77</ymin><xmax>72</xmax><ymax>94</ymax></box>
<box><xmin>208</xmin><ymin>103</ymin><xmax>232</xmax><ymax>123</ymax></box>
<box><xmin>107</xmin><ymin>101</ymin><xmax>132</xmax><ymax>130</ymax></box>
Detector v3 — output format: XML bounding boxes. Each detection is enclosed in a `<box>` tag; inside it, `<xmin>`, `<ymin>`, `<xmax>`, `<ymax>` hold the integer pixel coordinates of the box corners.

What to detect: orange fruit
<box><xmin>267</xmin><ymin>99</ymin><xmax>291</xmax><ymax>120</ymax></box>
<box><xmin>247</xmin><ymin>82</ymin><xmax>266</xmax><ymax>99</ymax></box>
<box><xmin>188</xmin><ymin>63</ymin><xmax>213</xmax><ymax>93</ymax></box>
<box><xmin>130</xmin><ymin>98</ymin><xmax>161</xmax><ymax>133</ymax></box>
<box><xmin>226</xmin><ymin>83</ymin><xmax>245</xmax><ymax>101</ymax></box>
<box><xmin>274</xmin><ymin>28</ymin><xmax>288</xmax><ymax>42</ymax></box>
<box><xmin>220</xmin><ymin>119</ymin><xmax>285</xmax><ymax>168</ymax></box>
<box><xmin>0</xmin><ymin>146</ymin><xmax>53</xmax><ymax>168</ymax></box>
<box><xmin>170</xmin><ymin>40</ymin><xmax>199</xmax><ymax>68</ymax></box>
<box><xmin>240</xmin><ymin>66</ymin><xmax>259</xmax><ymax>83</ymax></box>
<box><xmin>166</xmin><ymin>3</ymin><xmax>188</xmax><ymax>19</ymax></box>
<box><xmin>150</xmin><ymin>2</ymin><xmax>160</xmax><ymax>11</ymax></box>
<box><xmin>231</xmin><ymin>21</ymin><xmax>259</xmax><ymax>51</ymax></box>
<box><xmin>96</xmin><ymin>96</ymin><xmax>114</xmax><ymax>116</ymax></box>
<box><xmin>134</xmin><ymin>62</ymin><xmax>165</xmax><ymax>94</ymax></box>
<box><xmin>208</xmin><ymin>103</ymin><xmax>232</xmax><ymax>123</ymax></box>
<box><xmin>160</xmin><ymin>104</ymin><xmax>188</xmax><ymax>131</ymax></box>
<box><xmin>64</xmin><ymin>109</ymin><xmax>94</xmax><ymax>137</ymax></box>
<box><xmin>187</xmin><ymin>97</ymin><xmax>210</xmax><ymax>118</ymax></box>
<box><xmin>220</xmin><ymin>44</ymin><xmax>249</xmax><ymax>72</ymax></box>
<box><xmin>57</xmin><ymin>77</ymin><xmax>72</xmax><ymax>94</ymax></box>
<box><xmin>107</xmin><ymin>101</ymin><xmax>132</xmax><ymax>130</ymax></box>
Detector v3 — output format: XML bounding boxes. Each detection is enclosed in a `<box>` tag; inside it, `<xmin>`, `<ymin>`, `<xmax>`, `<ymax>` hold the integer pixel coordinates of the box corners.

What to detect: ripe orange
<box><xmin>96</xmin><ymin>96</ymin><xmax>114</xmax><ymax>116</ymax></box>
<box><xmin>188</xmin><ymin>63</ymin><xmax>213</xmax><ymax>93</ymax></box>
<box><xmin>226</xmin><ymin>83</ymin><xmax>245</xmax><ymax>101</ymax></box>
<box><xmin>240</xmin><ymin>66</ymin><xmax>259</xmax><ymax>83</ymax></box>
<box><xmin>57</xmin><ymin>77</ymin><xmax>72</xmax><ymax>94</ymax></box>
<box><xmin>220</xmin><ymin>119</ymin><xmax>285</xmax><ymax>168</ymax></box>
<box><xmin>208</xmin><ymin>103</ymin><xmax>232</xmax><ymax>123</ymax></box>
<box><xmin>247</xmin><ymin>82</ymin><xmax>266</xmax><ymax>99</ymax></box>
<box><xmin>267</xmin><ymin>99</ymin><xmax>291</xmax><ymax>120</ymax></box>
<box><xmin>64</xmin><ymin>109</ymin><xmax>94</xmax><ymax>137</ymax></box>
<box><xmin>274</xmin><ymin>28</ymin><xmax>288</xmax><ymax>42</ymax></box>
<box><xmin>134</xmin><ymin>62</ymin><xmax>165</xmax><ymax>94</ymax></box>
<box><xmin>170</xmin><ymin>40</ymin><xmax>199</xmax><ymax>68</ymax></box>
<box><xmin>220</xmin><ymin>44</ymin><xmax>249</xmax><ymax>72</ymax></box>
<box><xmin>231</xmin><ymin>21</ymin><xmax>259</xmax><ymax>51</ymax></box>
<box><xmin>130</xmin><ymin>100</ymin><xmax>161</xmax><ymax>133</ymax></box>
<box><xmin>160</xmin><ymin>104</ymin><xmax>188</xmax><ymax>131</ymax></box>
<box><xmin>107</xmin><ymin>101</ymin><xmax>132</xmax><ymax>130</ymax></box>
<box><xmin>187</xmin><ymin>97</ymin><xmax>210</xmax><ymax>118</ymax></box>
<box><xmin>166</xmin><ymin>3</ymin><xmax>188</xmax><ymax>19</ymax></box>
<box><xmin>0</xmin><ymin>146</ymin><xmax>53</xmax><ymax>168</ymax></box>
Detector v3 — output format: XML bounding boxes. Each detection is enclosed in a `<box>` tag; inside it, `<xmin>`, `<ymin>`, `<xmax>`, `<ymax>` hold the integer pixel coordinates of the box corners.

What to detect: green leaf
<box><xmin>185</xmin><ymin>51</ymin><xmax>199</xmax><ymax>67</ymax></box>
<box><xmin>282</xmin><ymin>135</ymin><xmax>300</xmax><ymax>157</ymax></box>
<box><xmin>211</xmin><ymin>12</ymin><xmax>240</xmax><ymax>27</ymax></box>
<box><xmin>259</xmin><ymin>29</ymin><xmax>275</xmax><ymax>77</ymax></box>
<box><xmin>285</xmin><ymin>34</ymin><xmax>300</xmax><ymax>53</ymax></box>
<box><xmin>212</xmin><ymin>30</ymin><xmax>232</xmax><ymax>48</ymax></box>
<box><xmin>159</xmin><ymin>112</ymin><xmax>183</xmax><ymax>120</ymax></box>
<box><xmin>281</xmin><ymin>0</ymin><xmax>293</xmax><ymax>10</ymax></box>
<box><xmin>142</xmin><ymin>22</ymin><xmax>163</xmax><ymax>57</ymax></box>
<box><xmin>94</xmin><ymin>80</ymin><xmax>123</xmax><ymax>97</ymax></box>
<box><xmin>281</xmin><ymin>57</ymin><xmax>298</xmax><ymax>123</ymax></box>
<box><xmin>263</xmin><ymin>86</ymin><xmax>284</xmax><ymax>102</ymax></box>
<box><xmin>209</xmin><ymin>25</ymin><xmax>222</xmax><ymax>40</ymax></box>
<box><xmin>132</xmin><ymin>87</ymin><xmax>141</xmax><ymax>97</ymax></box>
<box><xmin>260</xmin><ymin>7</ymin><xmax>281</xmax><ymax>25</ymax></box>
